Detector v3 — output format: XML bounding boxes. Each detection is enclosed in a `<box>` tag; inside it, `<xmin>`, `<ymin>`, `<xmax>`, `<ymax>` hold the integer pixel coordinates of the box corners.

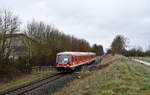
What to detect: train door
<box><xmin>75</xmin><ymin>56</ymin><xmax>78</xmax><ymax>65</ymax></box>
<box><xmin>71</xmin><ymin>56</ymin><xmax>75</xmax><ymax>65</ymax></box>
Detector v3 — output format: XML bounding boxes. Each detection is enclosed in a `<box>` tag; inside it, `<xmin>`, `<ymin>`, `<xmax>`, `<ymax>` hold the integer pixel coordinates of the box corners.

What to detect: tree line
<box><xmin>25</xmin><ymin>20</ymin><xmax>93</xmax><ymax>66</ymax></box>
<box><xmin>123</xmin><ymin>46</ymin><xmax>150</xmax><ymax>57</ymax></box>
<box><xmin>108</xmin><ymin>35</ymin><xmax>150</xmax><ymax>57</ymax></box>
<box><xmin>0</xmin><ymin>9</ymin><xmax>104</xmax><ymax>75</ymax></box>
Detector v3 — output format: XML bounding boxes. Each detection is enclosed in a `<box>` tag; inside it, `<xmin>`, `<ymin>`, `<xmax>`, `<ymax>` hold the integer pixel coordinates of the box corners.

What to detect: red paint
<box><xmin>56</xmin><ymin>52</ymin><xmax>96</xmax><ymax>68</ymax></box>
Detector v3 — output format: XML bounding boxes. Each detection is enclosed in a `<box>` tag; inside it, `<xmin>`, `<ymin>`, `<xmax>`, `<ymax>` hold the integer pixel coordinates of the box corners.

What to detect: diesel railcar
<box><xmin>55</xmin><ymin>52</ymin><xmax>96</xmax><ymax>72</ymax></box>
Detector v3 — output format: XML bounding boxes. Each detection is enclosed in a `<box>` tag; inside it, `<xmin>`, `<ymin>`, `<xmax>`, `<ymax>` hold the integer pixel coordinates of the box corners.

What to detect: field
<box><xmin>0</xmin><ymin>70</ymin><xmax>55</xmax><ymax>91</ymax></box>
<box><xmin>133</xmin><ymin>57</ymin><xmax>150</xmax><ymax>63</ymax></box>
<box><xmin>54</xmin><ymin>55</ymin><xmax>150</xmax><ymax>95</ymax></box>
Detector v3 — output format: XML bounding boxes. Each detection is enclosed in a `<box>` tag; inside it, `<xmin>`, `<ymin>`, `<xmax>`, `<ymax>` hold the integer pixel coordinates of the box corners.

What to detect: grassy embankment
<box><xmin>0</xmin><ymin>69</ymin><xmax>55</xmax><ymax>91</ymax></box>
<box><xmin>54</xmin><ymin>55</ymin><xmax>150</xmax><ymax>95</ymax></box>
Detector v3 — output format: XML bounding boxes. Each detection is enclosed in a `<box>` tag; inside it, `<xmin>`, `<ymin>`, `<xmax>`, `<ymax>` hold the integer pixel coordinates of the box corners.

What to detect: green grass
<box><xmin>54</xmin><ymin>57</ymin><xmax>150</xmax><ymax>95</ymax></box>
<box><xmin>133</xmin><ymin>57</ymin><xmax>150</xmax><ymax>63</ymax></box>
<box><xmin>0</xmin><ymin>70</ymin><xmax>55</xmax><ymax>91</ymax></box>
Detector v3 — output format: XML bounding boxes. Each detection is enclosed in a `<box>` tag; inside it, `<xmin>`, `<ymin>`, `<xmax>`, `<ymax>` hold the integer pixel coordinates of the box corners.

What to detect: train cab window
<box><xmin>57</xmin><ymin>55</ymin><xmax>70</xmax><ymax>64</ymax></box>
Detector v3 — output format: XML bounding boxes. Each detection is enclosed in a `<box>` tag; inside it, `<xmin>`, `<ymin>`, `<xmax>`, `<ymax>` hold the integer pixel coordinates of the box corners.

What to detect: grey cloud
<box><xmin>0</xmin><ymin>0</ymin><xmax>150</xmax><ymax>50</ymax></box>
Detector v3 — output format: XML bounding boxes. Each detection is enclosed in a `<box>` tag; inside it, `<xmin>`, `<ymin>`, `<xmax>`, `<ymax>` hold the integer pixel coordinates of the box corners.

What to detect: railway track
<box><xmin>0</xmin><ymin>72</ymin><xmax>64</xmax><ymax>95</ymax></box>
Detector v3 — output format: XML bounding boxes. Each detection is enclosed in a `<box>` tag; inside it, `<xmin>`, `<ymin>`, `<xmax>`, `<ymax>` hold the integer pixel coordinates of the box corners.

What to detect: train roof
<box><xmin>57</xmin><ymin>52</ymin><xmax>96</xmax><ymax>56</ymax></box>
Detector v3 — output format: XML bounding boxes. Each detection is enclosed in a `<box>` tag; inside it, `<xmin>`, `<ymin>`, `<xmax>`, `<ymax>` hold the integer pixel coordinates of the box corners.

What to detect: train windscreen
<box><xmin>57</xmin><ymin>55</ymin><xmax>70</xmax><ymax>64</ymax></box>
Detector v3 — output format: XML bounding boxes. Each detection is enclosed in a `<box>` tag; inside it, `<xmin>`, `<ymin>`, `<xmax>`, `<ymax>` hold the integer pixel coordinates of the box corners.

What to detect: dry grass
<box><xmin>0</xmin><ymin>70</ymin><xmax>55</xmax><ymax>91</ymax></box>
<box><xmin>100</xmin><ymin>54</ymin><xmax>125</xmax><ymax>65</ymax></box>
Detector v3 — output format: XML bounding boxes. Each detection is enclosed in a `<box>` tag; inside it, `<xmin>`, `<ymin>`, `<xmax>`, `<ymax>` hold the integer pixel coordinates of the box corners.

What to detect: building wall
<box><xmin>8</xmin><ymin>35</ymin><xmax>27</xmax><ymax>59</ymax></box>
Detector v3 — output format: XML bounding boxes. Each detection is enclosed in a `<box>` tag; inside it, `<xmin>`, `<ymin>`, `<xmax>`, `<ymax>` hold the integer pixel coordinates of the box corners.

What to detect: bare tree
<box><xmin>25</xmin><ymin>21</ymin><xmax>92</xmax><ymax>65</ymax></box>
<box><xmin>111</xmin><ymin>35</ymin><xmax>126</xmax><ymax>56</ymax></box>
<box><xmin>0</xmin><ymin>9</ymin><xmax>20</xmax><ymax>73</ymax></box>
<box><xmin>92</xmin><ymin>44</ymin><xmax>104</xmax><ymax>56</ymax></box>
<box><xmin>145</xmin><ymin>45</ymin><xmax>150</xmax><ymax>56</ymax></box>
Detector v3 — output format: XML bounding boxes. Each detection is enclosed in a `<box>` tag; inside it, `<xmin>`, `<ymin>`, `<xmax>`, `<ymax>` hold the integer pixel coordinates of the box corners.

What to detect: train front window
<box><xmin>57</xmin><ymin>55</ymin><xmax>70</xmax><ymax>64</ymax></box>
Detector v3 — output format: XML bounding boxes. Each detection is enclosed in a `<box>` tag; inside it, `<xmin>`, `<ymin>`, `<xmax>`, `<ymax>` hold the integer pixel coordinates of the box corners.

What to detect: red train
<box><xmin>55</xmin><ymin>52</ymin><xmax>96</xmax><ymax>72</ymax></box>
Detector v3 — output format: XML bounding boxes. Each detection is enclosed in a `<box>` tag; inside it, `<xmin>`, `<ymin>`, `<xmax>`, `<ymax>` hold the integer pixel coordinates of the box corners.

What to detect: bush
<box><xmin>16</xmin><ymin>57</ymin><xmax>32</xmax><ymax>73</ymax></box>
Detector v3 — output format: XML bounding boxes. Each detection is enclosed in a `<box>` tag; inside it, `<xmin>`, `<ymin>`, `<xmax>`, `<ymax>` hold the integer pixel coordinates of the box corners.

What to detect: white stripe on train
<box><xmin>56</xmin><ymin>59</ymin><xmax>96</xmax><ymax>68</ymax></box>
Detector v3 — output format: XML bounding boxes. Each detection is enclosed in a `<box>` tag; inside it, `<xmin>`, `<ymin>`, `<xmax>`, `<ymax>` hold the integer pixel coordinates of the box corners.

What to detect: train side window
<box><xmin>72</xmin><ymin>56</ymin><xmax>76</xmax><ymax>62</ymax></box>
<box><xmin>79</xmin><ymin>56</ymin><xmax>81</xmax><ymax>61</ymax></box>
<box><xmin>75</xmin><ymin>56</ymin><xmax>78</xmax><ymax>61</ymax></box>
<box><xmin>72</xmin><ymin>56</ymin><xmax>74</xmax><ymax>62</ymax></box>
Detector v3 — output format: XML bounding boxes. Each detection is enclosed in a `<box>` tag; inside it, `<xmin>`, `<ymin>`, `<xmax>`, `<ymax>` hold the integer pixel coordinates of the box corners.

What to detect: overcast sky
<box><xmin>0</xmin><ymin>0</ymin><xmax>150</xmax><ymax>50</ymax></box>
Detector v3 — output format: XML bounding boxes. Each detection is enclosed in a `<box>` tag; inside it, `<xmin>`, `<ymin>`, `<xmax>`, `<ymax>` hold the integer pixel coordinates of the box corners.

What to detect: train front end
<box><xmin>55</xmin><ymin>53</ymin><xmax>74</xmax><ymax>72</ymax></box>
